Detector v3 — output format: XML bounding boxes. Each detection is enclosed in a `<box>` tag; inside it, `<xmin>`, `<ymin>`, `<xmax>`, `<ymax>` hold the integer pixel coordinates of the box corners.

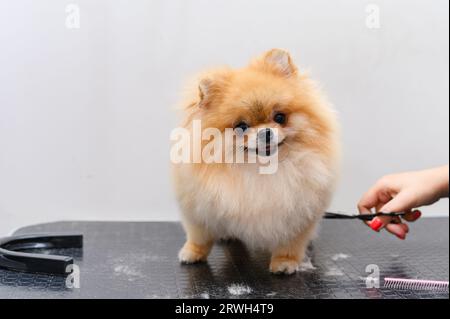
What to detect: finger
<box><xmin>359</xmin><ymin>207</ymin><xmax>374</xmax><ymax>227</ymax></box>
<box><xmin>389</xmin><ymin>216</ymin><xmax>401</xmax><ymax>224</ymax></box>
<box><xmin>358</xmin><ymin>185</ymin><xmax>383</xmax><ymax>214</ymax></box>
<box><xmin>397</xmin><ymin>221</ymin><xmax>409</xmax><ymax>233</ymax></box>
<box><xmin>387</xmin><ymin>216</ymin><xmax>410</xmax><ymax>233</ymax></box>
<box><xmin>402</xmin><ymin>210</ymin><xmax>422</xmax><ymax>222</ymax></box>
<box><xmin>369</xmin><ymin>214</ymin><xmax>409</xmax><ymax>232</ymax></box>
<box><xmin>386</xmin><ymin>223</ymin><xmax>408</xmax><ymax>240</ymax></box>
<box><xmin>401</xmin><ymin>209</ymin><xmax>413</xmax><ymax>220</ymax></box>
<box><xmin>359</xmin><ymin>185</ymin><xmax>391</xmax><ymax>228</ymax></box>
<box><xmin>369</xmin><ymin>215</ymin><xmax>394</xmax><ymax>232</ymax></box>
<box><xmin>380</xmin><ymin>190</ymin><xmax>418</xmax><ymax>214</ymax></box>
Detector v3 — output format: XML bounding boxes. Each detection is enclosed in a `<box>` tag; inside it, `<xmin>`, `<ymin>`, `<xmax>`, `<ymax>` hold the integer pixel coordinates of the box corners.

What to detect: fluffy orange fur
<box><xmin>173</xmin><ymin>49</ymin><xmax>340</xmax><ymax>274</ymax></box>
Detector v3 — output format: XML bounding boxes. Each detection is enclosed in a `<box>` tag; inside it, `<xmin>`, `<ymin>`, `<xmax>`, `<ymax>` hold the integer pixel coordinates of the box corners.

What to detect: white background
<box><xmin>0</xmin><ymin>0</ymin><xmax>448</xmax><ymax>235</ymax></box>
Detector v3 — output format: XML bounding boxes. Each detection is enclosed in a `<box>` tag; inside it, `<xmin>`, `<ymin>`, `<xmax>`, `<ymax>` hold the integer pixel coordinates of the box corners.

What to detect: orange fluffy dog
<box><xmin>172</xmin><ymin>49</ymin><xmax>340</xmax><ymax>274</ymax></box>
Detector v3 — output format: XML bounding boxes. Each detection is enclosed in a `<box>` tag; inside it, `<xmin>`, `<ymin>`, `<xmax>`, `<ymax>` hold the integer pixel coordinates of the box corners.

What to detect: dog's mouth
<box><xmin>245</xmin><ymin>141</ymin><xmax>285</xmax><ymax>157</ymax></box>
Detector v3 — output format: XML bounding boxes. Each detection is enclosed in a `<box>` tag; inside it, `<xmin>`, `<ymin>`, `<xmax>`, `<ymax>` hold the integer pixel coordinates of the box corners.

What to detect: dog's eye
<box><xmin>234</xmin><ymin>121</ymin><xmax>249</xmax><ymax>132</ymax></box>
<box><xmin>273</xmin><ymin>112</ymin><xmax>287</xmax><ymax>125</ymax></box>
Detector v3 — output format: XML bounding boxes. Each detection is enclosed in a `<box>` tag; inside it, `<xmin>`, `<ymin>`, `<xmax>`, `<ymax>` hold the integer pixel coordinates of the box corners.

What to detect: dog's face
<box><xmin>194</xmin><ymin>49</ymin><xmax>336</xmax><ymax>162</ymax></box>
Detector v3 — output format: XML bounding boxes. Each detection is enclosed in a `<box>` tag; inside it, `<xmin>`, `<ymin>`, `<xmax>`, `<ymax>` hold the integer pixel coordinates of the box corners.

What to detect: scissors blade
<box><xmin>324</xmin><ymin>212</ymin><xmax>406</xmax><ymax>221</ymax></box>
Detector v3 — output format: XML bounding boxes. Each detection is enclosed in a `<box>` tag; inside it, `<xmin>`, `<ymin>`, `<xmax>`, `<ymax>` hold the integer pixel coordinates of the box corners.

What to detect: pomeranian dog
<box><xmin>172</xmin><ymin>49</ymin><xmax>340</xmax><ymax>274</ymax></box>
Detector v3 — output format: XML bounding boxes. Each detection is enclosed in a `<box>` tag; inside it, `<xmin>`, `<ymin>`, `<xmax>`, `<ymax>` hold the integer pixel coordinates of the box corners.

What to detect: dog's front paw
<box><xmin>178</xmin><ymin>242</ymin><xmax>210</xmax><ymax>264</ymax></box>
<box><xmin>269</xmin><ymin>256</ymin><xmax>300</xmax><ymax>275</ymax></box>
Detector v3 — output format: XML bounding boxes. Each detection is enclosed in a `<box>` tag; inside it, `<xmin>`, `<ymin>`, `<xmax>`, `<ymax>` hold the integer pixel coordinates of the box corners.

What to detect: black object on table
<box><xmin>0</xmin><ymin>218</ymin><xmax>448</xmax><ymax>299</ymax></box>
<box><xmin>0</xmin><ymin>234</ymin><xmax>83</xmax><ymax>275</ymax></box>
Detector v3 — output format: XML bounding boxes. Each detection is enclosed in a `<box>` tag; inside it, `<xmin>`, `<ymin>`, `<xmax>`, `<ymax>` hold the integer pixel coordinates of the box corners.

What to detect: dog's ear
<box><xmin>198</xmin><ymin>74</ymin><xmax>228</xmax><ymax>108</ymax></box>
<box><xmin>198</xmin><ymin>78</ymin><xmax>214</xmax><ymax>108</ymax></box>
<box><xmin>196</xmin><ymin>69</ymin><xmax>231</xmax><ymax>108</ymax></box>
<box><xmin>256</xmin><ymin>49</ymin><xmax>297</xmax><ymax>78</ymax></box>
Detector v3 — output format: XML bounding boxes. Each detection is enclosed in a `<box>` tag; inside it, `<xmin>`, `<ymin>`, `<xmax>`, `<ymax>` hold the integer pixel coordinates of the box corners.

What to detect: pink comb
<box><xmin>384</xmin><ymin>278</ymin><xmax>449</xmax><ymax>291</ymax></box>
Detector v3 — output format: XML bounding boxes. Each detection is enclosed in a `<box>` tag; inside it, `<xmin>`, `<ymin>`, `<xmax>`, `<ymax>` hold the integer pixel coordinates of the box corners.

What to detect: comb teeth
<box><xmin>384</xmin><ymin>278</ymin><xmax>449</xmax><ymax>291</ymax></box>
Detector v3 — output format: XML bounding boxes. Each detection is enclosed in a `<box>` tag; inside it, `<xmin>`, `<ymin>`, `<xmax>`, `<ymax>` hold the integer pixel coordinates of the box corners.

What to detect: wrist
<box><xmin>434</xmin><ymin>165</ymin><xmax>449</xmax><ymax>198</ymax></box>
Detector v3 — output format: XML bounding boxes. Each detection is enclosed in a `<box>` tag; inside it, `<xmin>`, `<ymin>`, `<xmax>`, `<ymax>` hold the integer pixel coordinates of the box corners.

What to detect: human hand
<box><xmin>358</xmin><ymin>165</ymin><xmax>449</xmax><ymax>240</ymax></box>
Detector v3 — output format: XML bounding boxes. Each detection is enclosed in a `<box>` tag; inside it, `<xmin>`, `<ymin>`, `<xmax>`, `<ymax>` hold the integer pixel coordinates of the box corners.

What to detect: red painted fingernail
<box><xmin>396</xmin><ymin>234</ymin><xmax>406</xmax><ymax>240</ymax></box>
<box><xmin>413</xmin><ymin>211</ymin><xmax>422</xmax><ymax>219</ymax></box>
<box><xmin>370</xmin><ymin>218</ymin><xmax>383</xmax><ymax>232</ymax></box>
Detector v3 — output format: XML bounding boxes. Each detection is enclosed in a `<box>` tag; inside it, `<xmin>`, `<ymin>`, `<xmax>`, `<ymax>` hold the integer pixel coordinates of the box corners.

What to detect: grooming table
<box><xmin>0</xmin><ymin>218</ymin><xmax>448</xmax><ymax>299</ymax></box>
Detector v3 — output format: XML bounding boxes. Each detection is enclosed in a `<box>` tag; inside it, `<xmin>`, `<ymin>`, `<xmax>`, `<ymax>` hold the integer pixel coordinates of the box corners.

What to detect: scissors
<box><xmin>324</xmin><ymin>211</ymin><xmax>407</xmax><ymax>221</ymax></box>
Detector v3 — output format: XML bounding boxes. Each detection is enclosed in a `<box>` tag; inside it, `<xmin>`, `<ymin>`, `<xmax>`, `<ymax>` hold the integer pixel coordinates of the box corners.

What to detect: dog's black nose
<box><xmin>258</xmin><ymin>128</ymin><xmax>274</xmax><ymax>143</ymax></box>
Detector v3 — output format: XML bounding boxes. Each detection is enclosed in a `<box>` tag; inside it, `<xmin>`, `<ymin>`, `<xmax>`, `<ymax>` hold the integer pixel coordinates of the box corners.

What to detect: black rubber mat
<box><xmin>0</xmin><ymin>219</ymin><xmax>448</xmax><ymax>299</ymax></box>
